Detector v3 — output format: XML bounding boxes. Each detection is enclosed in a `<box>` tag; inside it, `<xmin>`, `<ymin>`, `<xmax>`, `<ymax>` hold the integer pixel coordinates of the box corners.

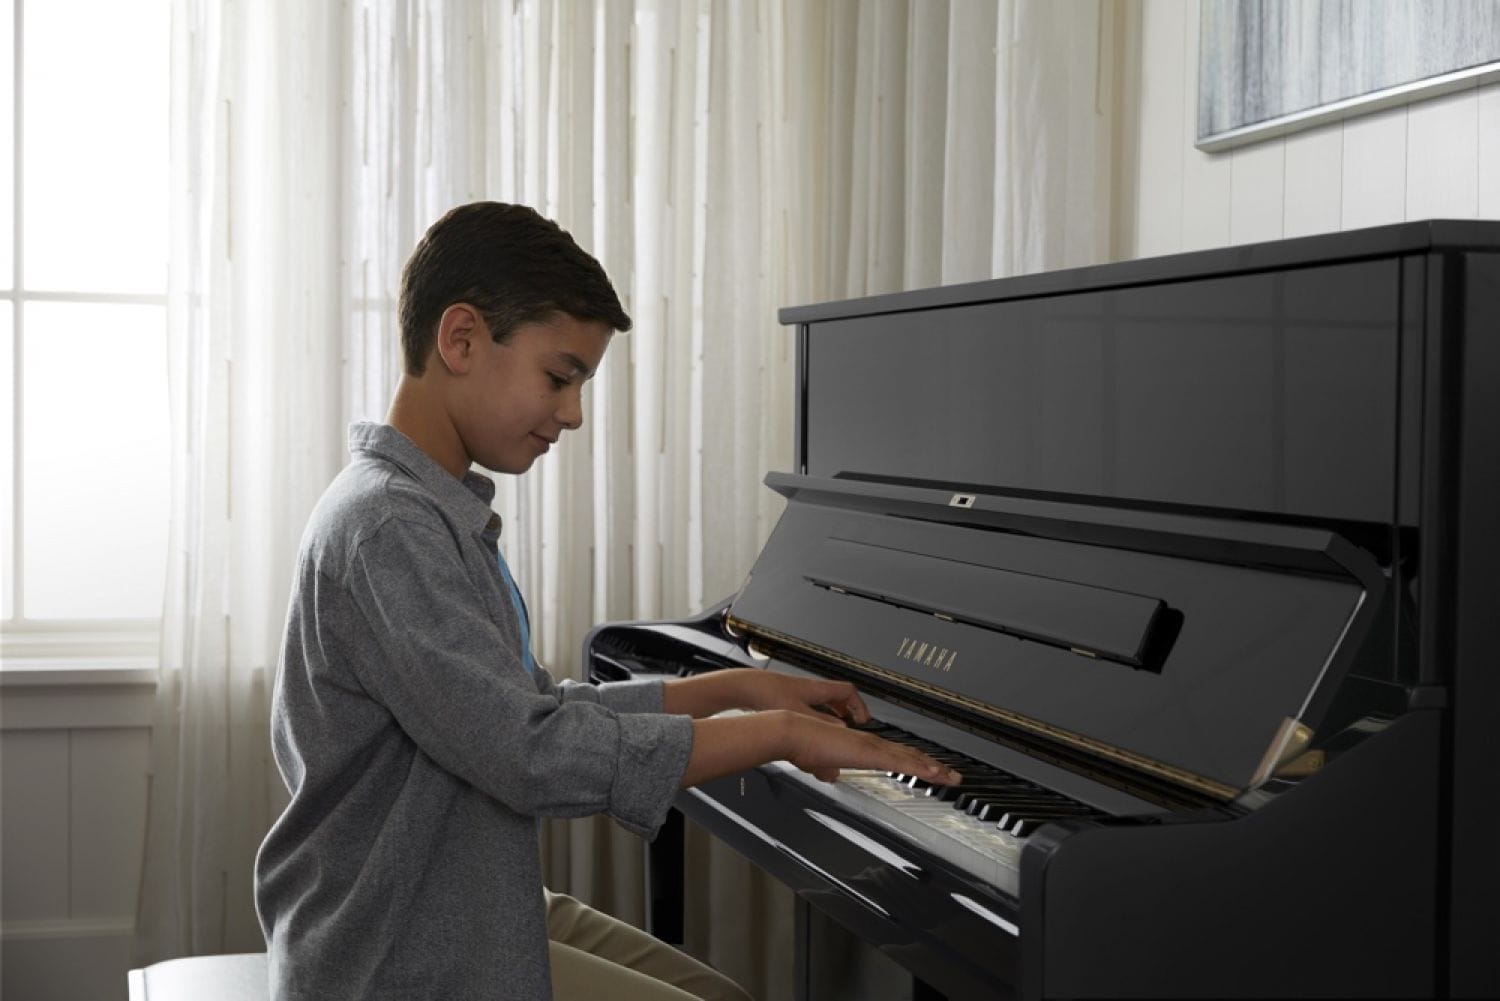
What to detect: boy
<box><xmin>254</xmin><ymin>202</ymin><xmax>959</xmax><ymax>1000</ymax></box>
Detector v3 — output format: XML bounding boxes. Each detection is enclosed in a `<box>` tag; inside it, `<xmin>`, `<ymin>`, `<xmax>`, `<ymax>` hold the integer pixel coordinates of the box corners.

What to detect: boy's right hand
<box><xmin>779</xmin><ymin>710</ymin><xmax>962</xmax><ymax>786</ymax></box>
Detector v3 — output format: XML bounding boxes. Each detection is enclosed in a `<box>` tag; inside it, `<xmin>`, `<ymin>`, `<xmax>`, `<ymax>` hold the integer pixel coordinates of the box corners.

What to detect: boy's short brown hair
<box><xmin>398</xmin><ymin>202</ymin><xmax>632</xmax><ymax>376</ymax></box>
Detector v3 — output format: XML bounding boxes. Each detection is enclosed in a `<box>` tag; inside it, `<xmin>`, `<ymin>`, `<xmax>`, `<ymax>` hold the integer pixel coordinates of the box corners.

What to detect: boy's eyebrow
<box><xmin>553</xmin><ymin>352</ymin><xmax>595</xmax><ymax>379</ymax></box>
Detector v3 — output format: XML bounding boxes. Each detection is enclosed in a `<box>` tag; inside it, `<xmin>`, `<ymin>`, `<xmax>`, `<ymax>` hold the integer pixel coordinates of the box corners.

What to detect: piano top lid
<box><xmin>728</xmin><ymin>474</ymin><xmax>1386</xmax><ymax>802</ymax></box>
<box><xmin>778</xmin><ymin>218</ymin><xmax>1500</xmax><ymax>325</ymax></box>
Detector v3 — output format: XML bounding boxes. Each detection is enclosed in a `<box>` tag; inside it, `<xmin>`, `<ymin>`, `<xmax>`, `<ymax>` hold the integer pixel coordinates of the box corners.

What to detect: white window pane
<box><xmin>0</xmin><ymin>1</ymin><xmax>13</xmax><ymax>291</ymax></box>
<box><xmin>22</xmin><ymin>302</ymin><xmax>168</xmax><ymax>619</ymax></box>
<box><xmin>2</xmin><ymin>310</ymin><xmax>13</xmax><ymax>619</ymax></box>
<box><xmin>22</xmin><ymin>0</ymin><xmax>168</xmax><ymax>295</ymax></box>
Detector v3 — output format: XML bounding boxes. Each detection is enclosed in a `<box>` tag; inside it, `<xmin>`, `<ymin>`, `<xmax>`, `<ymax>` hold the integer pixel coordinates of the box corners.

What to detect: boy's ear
<box><xmin>434</xmin><ymin>304</ymin><xmax>486</xmax><ymax>375</ymax></box>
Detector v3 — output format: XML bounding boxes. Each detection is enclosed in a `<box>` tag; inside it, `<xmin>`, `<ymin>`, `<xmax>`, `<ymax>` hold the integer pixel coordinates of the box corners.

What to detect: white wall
<box><xmin>1130</xmin><ymin>0</ymin><xmax>1500</xmax><ymax>260</ymax></box>
<box><xmin>1</xmin><ymin>669</ymin><xmax>154</xmax><ymax>1001</ymax></box>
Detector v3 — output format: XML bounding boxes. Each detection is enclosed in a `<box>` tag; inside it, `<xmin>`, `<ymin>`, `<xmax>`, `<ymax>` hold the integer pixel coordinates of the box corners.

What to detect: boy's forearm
<box><xmin>679</xmin><ymin>712</ymin><xmax>790</xmax><ymax>788</ymax></box>
<box><xmin>661</xmin><ymin>668</ymin><xmax>759</xmax><ymax>718</ymax></box>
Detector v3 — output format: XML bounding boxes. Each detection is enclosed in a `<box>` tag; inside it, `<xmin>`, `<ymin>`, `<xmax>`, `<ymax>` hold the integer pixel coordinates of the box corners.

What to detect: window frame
<box><xmin>2</xmin><ymin>0</ymin><xmax>168</xmax><ymax>677</ymax></box>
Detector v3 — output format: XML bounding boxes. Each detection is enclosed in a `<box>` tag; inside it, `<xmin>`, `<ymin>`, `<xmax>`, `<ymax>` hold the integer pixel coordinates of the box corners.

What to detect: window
<box><xmin>2</xmin><ymin>0</ymin><xmax>171</xmax><ymax>666</ymax></box>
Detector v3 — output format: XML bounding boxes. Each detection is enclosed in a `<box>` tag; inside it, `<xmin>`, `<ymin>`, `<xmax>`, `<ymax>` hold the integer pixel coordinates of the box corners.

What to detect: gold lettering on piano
<box><xmin>894</xmin><ymin>636</ymin><xmax>956</xmax><ymax>672</ymax></box>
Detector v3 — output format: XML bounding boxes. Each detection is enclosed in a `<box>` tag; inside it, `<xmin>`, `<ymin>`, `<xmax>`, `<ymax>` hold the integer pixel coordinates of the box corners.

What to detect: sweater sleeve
<box><xmin>341</xmin><ymin>515</ymin><xmax>692</xmax><ymax>837</ymax></box>
<box><xmin>540</xmin><ymin>669</ymin><xmax>668</xmax><ymax>715</ymax></box>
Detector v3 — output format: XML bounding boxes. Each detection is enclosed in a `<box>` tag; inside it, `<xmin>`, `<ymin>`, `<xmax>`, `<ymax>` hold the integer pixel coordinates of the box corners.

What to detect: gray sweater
<box><xmin>255</xmin><ymin>423</ymin><xmax>694</xmax><ymax>1000</ymax></box>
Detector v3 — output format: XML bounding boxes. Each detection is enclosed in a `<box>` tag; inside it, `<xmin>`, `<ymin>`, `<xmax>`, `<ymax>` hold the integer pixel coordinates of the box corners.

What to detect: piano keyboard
<box><xmin>761</xmin><ymin>718</ymin><xmax>1109</xmax><ymax>900</ymax></box>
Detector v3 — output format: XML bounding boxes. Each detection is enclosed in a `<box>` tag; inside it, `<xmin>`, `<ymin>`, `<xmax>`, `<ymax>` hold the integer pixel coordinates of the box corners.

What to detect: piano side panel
<box><xmin>1447</xmin><ymin>251</ymin><xmax>1500</xmax><ymax>998</ymax></box>
<box><xmin>1019</xmin><ymin>710</ymin><xmax>1441</xmax><ymax>999</ymax></box>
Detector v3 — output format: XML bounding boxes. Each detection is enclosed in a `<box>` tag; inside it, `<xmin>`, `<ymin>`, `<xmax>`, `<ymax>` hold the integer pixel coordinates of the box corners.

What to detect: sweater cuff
<box><xmin>608</xmin><ymin>711</ymin><xmax>694</xmax><ymax>839</ymax></box>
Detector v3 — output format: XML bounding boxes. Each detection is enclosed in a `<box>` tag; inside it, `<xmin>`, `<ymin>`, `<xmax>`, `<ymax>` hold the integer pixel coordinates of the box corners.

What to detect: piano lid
<box><xmin>727</xmin><ymin>474</ymin><xmax>1384</xmax><ymax>801</ymax></box>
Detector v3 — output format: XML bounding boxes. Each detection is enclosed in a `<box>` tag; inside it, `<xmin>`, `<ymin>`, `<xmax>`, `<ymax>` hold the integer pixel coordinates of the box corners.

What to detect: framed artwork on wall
<box><xmin>1197</xmin><ymin>0</ymin><xmax>1500</xmax><ymax>152</ymax></box>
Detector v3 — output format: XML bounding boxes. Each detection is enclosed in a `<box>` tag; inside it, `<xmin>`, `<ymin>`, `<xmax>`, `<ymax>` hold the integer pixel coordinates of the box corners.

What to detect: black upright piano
<box><xmin>586</xmin><ymin>221</ymin><xmax>1500</xmax><ymax>998</ymax></box>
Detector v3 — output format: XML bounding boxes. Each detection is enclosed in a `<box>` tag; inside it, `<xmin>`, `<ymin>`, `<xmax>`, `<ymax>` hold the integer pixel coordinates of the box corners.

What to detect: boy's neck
<box><xmin>386</xmin><ymin>376</ymin><xmax>471</xmax><ymax>480</ymax></box>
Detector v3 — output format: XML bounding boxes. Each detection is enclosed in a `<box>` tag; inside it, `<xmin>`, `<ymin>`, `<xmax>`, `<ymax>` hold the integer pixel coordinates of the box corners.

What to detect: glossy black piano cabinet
<box><xmin>586</xmin><ymin>220</ymin><xmax>1500</xmax><ymax>999</ymax></box>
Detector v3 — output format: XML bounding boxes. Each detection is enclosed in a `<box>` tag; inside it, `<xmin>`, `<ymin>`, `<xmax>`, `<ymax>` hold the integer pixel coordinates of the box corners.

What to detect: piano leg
<box><xmin>910</xmin><ymin>979</ymin><xmax>947</xmax><ymax>1001</ymax></box>
<box><xmin>793</xmin><ymin>896</ymin><xmax>814</xmax><ymax>1001</ymax></box>
<box><xmin>645</xmin><ymin>808</ymin><xmax>686</xmax><ymax>945</ymax></box>
<box><xmin>796</xmin><ymin>894</ymin><xmax>951</xmax><ymax>1001</ymax></box>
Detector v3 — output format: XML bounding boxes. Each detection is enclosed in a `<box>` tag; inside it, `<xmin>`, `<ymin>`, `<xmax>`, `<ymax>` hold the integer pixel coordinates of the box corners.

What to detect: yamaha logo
<box><xmin>896</xmin><ymin>637</ymin><xmax>957</xmax><ymax>672</ymax></box>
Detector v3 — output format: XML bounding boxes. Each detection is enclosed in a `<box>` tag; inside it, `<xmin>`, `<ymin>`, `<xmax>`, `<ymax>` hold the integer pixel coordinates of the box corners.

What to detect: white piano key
<box><xmin>761</xmin><ymin>758</ymin><xmax>1026</xmax><ymax>898</ymax></box>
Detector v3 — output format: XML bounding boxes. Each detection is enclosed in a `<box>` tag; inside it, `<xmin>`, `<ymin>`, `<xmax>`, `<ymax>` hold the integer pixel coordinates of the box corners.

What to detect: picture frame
<box><xmin>1196</xmin><ymin>0</ymin><xmax>1500</xmax><ymax>153</ymax></box>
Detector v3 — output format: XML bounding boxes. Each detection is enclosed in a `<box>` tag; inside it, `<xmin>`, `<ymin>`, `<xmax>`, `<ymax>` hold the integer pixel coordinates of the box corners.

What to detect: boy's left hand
<box><xmin>744</xmin><ymin>672</ymin><xmax>871</xmax><ymax>726</ymax></box>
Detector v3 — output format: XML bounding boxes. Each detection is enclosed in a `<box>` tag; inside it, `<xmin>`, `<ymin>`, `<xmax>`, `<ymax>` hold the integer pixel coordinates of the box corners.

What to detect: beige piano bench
<box><xmin>127</xmin><ymin>953</ymin><xmax>268</xmax><ymax>1001</ymax></box>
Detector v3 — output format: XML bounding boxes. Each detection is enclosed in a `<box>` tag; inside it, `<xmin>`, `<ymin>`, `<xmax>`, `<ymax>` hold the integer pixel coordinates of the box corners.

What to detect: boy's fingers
<box><xmin>909</xmin><ymin>750</ymin><xmax>959</xmax><ymax>783</ymax></box>
<box><xmin>873</xmin><ymin>735</ymin><xmax>960</xmax><ymax>785</ymax></box>
<box><xmin>811</xmin><ymin>681</ymin><xmax>870</xmax><ymax>724</ymax></box>
<box><xmin>837</xmin><ymin>690</ymin><xmax>871</xmax><ymax>723</ymax></box>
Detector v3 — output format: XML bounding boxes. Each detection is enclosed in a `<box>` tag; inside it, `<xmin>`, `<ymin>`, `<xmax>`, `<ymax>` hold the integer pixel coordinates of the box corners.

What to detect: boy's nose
<box><xmin>557</xmin><ymin>394</ymin><xmax>584</xmax><ymax>430</ymax></box>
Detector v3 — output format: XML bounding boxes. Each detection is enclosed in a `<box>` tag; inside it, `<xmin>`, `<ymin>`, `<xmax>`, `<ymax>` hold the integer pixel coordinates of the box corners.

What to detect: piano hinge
<box><xmin>1273</xmin><ymin>749</ymin><xmax>1324</xmax><ymax>779</ymax></box>
<box><xmin>1251</xmin><ymin>717</ymin><xmax>1315</xmax><ymax>787</ymax></box>
<box><xmin>727</xmin><ymin>614</ymin><xmax>1241</xmax><ymax>803</ymax></box>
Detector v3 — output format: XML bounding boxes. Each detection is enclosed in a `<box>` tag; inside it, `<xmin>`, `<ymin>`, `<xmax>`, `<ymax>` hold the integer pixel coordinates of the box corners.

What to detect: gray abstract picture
<box><xmin>1198</xmin><ymin>0</ymin><xmax>1500</xmax><ymax>151</ymax></box>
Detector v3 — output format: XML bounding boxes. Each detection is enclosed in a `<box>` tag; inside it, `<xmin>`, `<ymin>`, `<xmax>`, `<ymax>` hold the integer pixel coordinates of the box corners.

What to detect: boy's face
<box><xmin>449</xmin><ymin>311</ymin><xmax>612</xmax><ymax>475</ymax></box>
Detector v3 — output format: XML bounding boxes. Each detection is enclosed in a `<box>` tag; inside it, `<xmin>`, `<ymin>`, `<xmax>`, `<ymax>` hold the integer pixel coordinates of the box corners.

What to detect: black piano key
<box><xmin>1008</xmin><ymin>814</ymin><xmax>1085</xmax><ymax>837</ymax></box>
<box><xmin>862</xmin><ymin>718</ymin><xmax>1097</xmax><ymax>834</ymax></box>
<box><xmin>955</xmin><ymin>790</ymin><xmax>1007</xmax><ymax>812</ymax></box>
<box><xmin>956</xmin><ymin>783</ymin><xmax>1048</xmax><ymax>803</ymax></box>
<box><xmin>975</xmin><ymin>797</ymin><xmax>1070</xmax><ymax>823</ymax></box>
<box><xmin>957</xmin><ymin>789</ymin><xmax>1042</xmax><ymax>814</ymax></box>
<box><xmin>928</xmin><ymin>779</ymin><xmax>1029</xmax><ymax>802</ymax></box>
<box><xmin>928</xmin><ymin>782</ymin><xmax>1014</xmax><ymax>801</ymax></box>
<box><xmin>1004</xmin><ymin>808</ymin><xmax>1097</xmax><ymax>837</ymax></box>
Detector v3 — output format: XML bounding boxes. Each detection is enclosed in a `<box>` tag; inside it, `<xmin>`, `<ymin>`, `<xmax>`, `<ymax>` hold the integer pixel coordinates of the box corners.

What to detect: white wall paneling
<box><xmin>70</xmin><ymin>728</ymin><xmax>152</xmax><ymax>920</ymax></box>
<box><xmin>1</xmin><ymin>729</ymin><xmax>71</xmax><ymax>920</ymax></box>
<box><xmin>1132</xmin><ymin>0</ymin><xmax>1187</xmax><ymax>257</ymax></box>
<box><xmin>1339</xmin><ymin>104</ymin><xmax>1410</xmax><ymax>230</ymax></box>
<box><xmin>1481</xmin><ymin>84</ymin><xmax>1500</xmax><ymax>216</ymax></box>
<box><xmin>1229</xmin><ymin>138</ymin><xmax>1286</xmax><ymax>245</ymax></box>
<box><xmin>1</xmin><ymin>675</ymin><xmax>155</xmax><ymax>1001</ymax></box>
<box><xmin>1406</xmin><ymin>88</ymin><xmax>1481</xmax><ymax>221</ymax></box>
<box><xmin>1178</xmin><ymin>1</ymin><xmax>1232</xmax><ymax>251</ymax></box>
<box><xmin>1281</xmin><ymin>123</ymin><xmax>1343</xmax><ymax>238</ymax></box>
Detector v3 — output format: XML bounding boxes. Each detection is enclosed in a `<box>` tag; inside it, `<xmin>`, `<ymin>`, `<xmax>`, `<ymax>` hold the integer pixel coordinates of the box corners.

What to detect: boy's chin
<box><xmin>485</xmin><ymin>453</ymin><xmax>540</xmax><ymax>476</ymax></box>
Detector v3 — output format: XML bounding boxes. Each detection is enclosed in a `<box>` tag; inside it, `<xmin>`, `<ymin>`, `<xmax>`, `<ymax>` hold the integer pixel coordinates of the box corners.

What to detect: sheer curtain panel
<box><xmin>136</xmin><ymin>0</ymin><xmax>346</xmax><ymax>961</ymax></box>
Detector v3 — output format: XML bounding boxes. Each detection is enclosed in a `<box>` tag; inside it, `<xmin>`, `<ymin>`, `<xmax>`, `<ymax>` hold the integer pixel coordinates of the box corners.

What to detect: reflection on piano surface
<box><xmin>586</xmin><ymin>221</ymin><xmax>1500</xmax><ymax>999</ymax></box>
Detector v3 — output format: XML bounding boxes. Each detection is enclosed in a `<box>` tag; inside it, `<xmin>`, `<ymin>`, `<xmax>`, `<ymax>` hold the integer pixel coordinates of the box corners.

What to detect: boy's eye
<box><xmin>547</xmin><ymin>373</ymin><xmax>570</xmax><ymax>389</ymax></box>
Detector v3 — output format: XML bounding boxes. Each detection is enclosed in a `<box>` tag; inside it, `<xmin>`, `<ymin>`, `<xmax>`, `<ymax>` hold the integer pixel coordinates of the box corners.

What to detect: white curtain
<box><xmin>137</xmin><ymin>0</ymin><xmax>347</xmax><ymax>960</ymax></box>
<box><xmin>139</xmin><ymin>2</ymin><xmax>1119</xmax><ymax>995</ymax></box>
